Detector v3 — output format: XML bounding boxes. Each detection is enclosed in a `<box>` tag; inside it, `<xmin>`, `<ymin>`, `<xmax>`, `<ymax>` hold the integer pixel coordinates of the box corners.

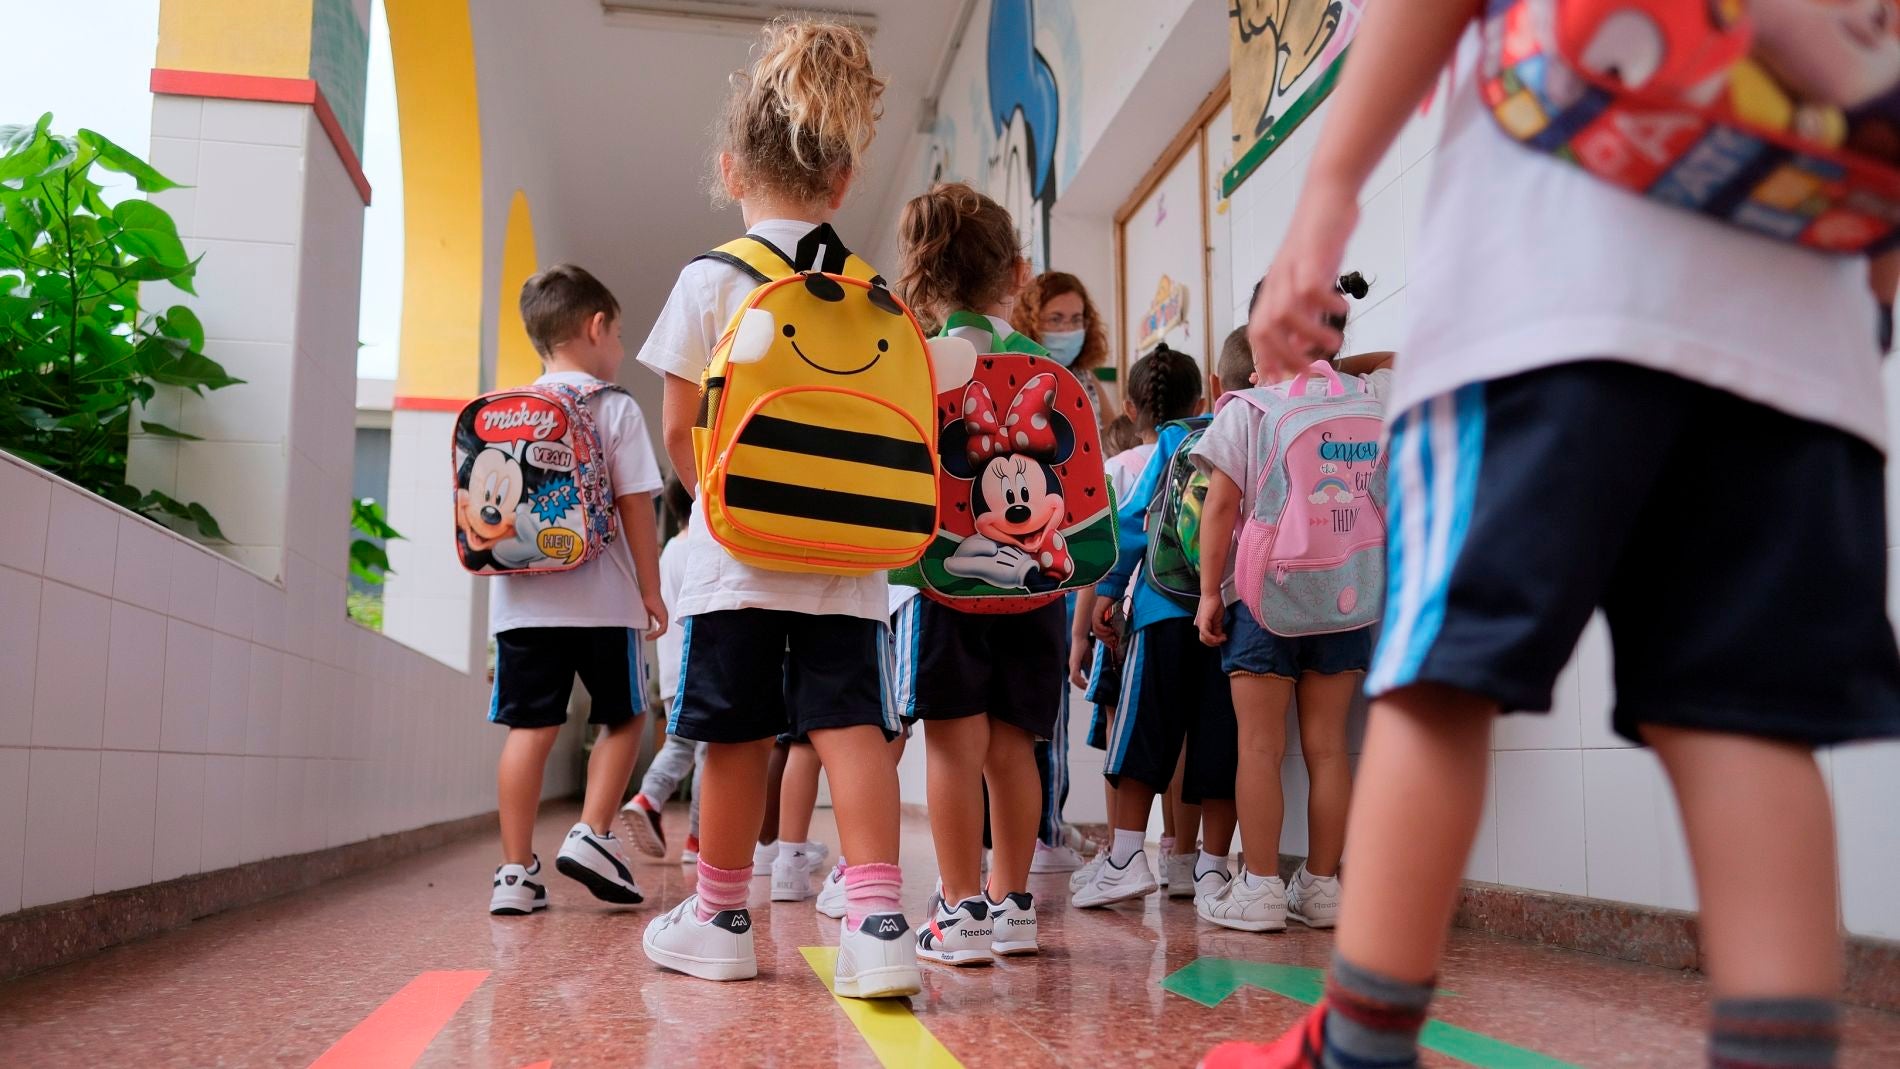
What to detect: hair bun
<box><xmin>1336</xmin><ymin>271</ymin><xmax>1370</xmax><ymax>300</ymax></box>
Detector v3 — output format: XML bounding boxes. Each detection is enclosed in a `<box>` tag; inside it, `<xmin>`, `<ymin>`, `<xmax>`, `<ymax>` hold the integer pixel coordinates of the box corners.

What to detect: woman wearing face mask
<box><xmin>1013</xmin><ymin>271</ymin><xmax>1110</xmax><ymax>426</ymax></box>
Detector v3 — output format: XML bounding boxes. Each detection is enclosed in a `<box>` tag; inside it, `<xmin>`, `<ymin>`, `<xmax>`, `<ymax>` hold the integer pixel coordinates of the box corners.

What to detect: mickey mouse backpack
<box><xmin>891</xmin><ymin>312</ymin><xmax>1116</xmax><ymax>614</ymax></box>
<box><xmin>452</xmin><ymin>382</ymin><xmax>623</xmax><ymax>575</ymax></box>
<box><xmin>1481</xmin><ymin>0</ymin><xmax>1900</xmax><ymax>252</ymax></box>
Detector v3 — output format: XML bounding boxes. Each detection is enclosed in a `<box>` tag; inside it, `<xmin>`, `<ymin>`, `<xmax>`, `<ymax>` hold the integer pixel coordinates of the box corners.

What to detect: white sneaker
<box><xmin>1197</xmin><ymin>872</ymin><xmax>1287</xmax><ymax>932</ymax></box>
<box><xmin>753</xmin><ymin>841</ymin><xmax>776</xmax><ymax>875</ymax></box>
<box><xmin>1192</xmin><ymin>863</ymin><xmax>1233</xmax><ymax>909</ymax></box>
<box><xmin>815</xmin><ymin>862</ymin><xmax>848</xmax><ymax>918</ymax></box>
<box><xmin>988</xmin><ymin>891</ymin><xmax>1039</xmax><ymax>956</ymax></box>
<box><xmin>643</xmin><ymin>895</ymin><xmax>757</xmax><ymax>981</ymax></box>
<box><xmin>680</xmin><ymin>835</ymin><xmax>699</xmax><ymax>866</ymax></box>
<box><xmin>916</xmin><ymin>890</ymin><xmax>994</xmax><ymax>967</ymax></box>
<box><xmin>489</xmin><ymin>857</ymin><xmax>547</xmax><ymax>915</ymax></box>
<box><xmin>1071</xmin><ymin>850</ymin><xmax>1158</xmax><ymax>909</ymax></box>
<box><xmin>1157</xmin><ymin>836</ymin><xmax>1176</xmax><ymax>887</ymax></box>
<box><xmin>771</xmin><ymin>849</ymin><xmax>819</xmax><ymax>902</ymax></box>
<box><xmin>1165</xmin><ymin>853</ymin><xmax>1198</xmax><ymax>898</ymax></box>
<box><xmin>1030</xmin><ymin>841</ymin><xmax>1087</xmax><ymax>873</ymax></box>
<box><xmin>555</xmin><ymin>823</ymin><xmax>643</xmax><ymax>905</ymax></box>
<box><xmin>836</xmin><ymin>913</ymin><xmax>923</xmax><ymax>998</ymax></box>
<box><xmin>618</xmin><ymin>793</ymin><xmax>667</xmax><ymax>858</ymax></box>
<box><xmin>1068</xmin><ymin>852</ymin><xmax>1107</xmax><ymax>893</ymax></box>
<box><xmin>798</xmin><ymin>841</ymin><xmax>831</xmax><ymax>874</ymax></box>
<box><xmin>1287</xmin><ymin>865</ymin><xmax>1342</xmax><ymax>929</ymax></box>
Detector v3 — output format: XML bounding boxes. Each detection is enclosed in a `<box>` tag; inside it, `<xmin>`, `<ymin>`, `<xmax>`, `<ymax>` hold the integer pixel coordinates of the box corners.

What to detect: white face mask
<box><xmin>1042</xmin><ymin>329</ymin><xmax>1085</xmax><ymax>366</ymax></box>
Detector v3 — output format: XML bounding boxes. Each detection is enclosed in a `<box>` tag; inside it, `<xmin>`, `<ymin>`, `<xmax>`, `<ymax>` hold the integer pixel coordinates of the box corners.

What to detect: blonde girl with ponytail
<box><xmin>635</xmin><ymin>17</ymin><xmax>921</xmax><ymax>1000</ymax></box>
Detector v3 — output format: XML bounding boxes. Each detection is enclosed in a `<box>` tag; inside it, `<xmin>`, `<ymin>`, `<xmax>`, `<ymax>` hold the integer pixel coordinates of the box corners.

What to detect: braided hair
<box><xmin>1126</xmin><ymin>343</ymin><xmax>1202</xmax><ymax>433</ymax></box>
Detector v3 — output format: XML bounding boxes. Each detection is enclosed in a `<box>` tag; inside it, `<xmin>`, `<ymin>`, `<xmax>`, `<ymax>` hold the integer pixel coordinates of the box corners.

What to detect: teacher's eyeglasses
<box><xmin>1040</xmin><ymin>312</ymin><xmax>1086</xmax><ymax>331</ymax></box>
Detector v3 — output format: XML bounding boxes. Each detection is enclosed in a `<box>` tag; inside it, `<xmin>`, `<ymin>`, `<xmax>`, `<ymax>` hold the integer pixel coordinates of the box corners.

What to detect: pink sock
<box><xmin>842</xmin><ymin>862</ymin><xmax>902</xmax><ymax>928</ymax></box>
<box><xmin>695</xmin><ymin>860</ymin><xmax>751</xmax><ymax>922</ymax></box>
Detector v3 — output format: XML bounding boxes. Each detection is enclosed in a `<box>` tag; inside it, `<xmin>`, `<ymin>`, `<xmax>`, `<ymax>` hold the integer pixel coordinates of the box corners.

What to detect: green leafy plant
<box><xmin>349</xmin><ymin>496</ymin><xmax>402</xmax><ymax>586</ymax></box>
<box><xmin>0</xmin><ymin>113</ymin><xmax>240</xmax><ymax>538</ymax></box>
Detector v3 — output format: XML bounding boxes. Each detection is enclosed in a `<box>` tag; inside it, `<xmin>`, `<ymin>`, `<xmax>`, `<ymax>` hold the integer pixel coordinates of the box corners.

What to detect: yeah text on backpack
<box><xmin>1142</xmin><ymin>414</ymin><xmax>1214</xmax><ymax>611</ymax></box>
<box><xmin>453</xmin><ymin>382</ymin><xmax>623</xmax><ymax>575</ymax></box>
<box><xmin>692</xmin><ymin>225</ymin><xmax>976</xmax><ymax>575</ymax></box>
<box><xmin>1230</xmin><ymin>362</ymin><xmax>1388</xmax><ymax>636</ymax></box>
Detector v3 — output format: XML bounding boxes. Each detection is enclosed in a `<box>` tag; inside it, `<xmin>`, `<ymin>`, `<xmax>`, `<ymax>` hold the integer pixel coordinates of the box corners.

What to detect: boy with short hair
<box><xmin>487</xmin><ymin>263</ymin><xmax>668</xmax><ymax>916</ymax></box>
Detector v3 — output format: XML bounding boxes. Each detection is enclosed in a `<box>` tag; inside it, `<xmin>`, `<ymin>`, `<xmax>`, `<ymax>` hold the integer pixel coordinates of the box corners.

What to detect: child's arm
<box><xmin>1070</xmin><ymin>587</ymin><xmax>1098</xmax><ymax>686</ymax></box>
<box><xmin>1248</xmin><ymin>1</ymin><xmax>1478</xmax><ymax>377</ymax></box>
<box><xmin>617</xmin><ymin>491</ymin><xmax>668</xmax><ymax>639</ymax></box>
<box><xmin>661</xmin><ymin>374</ymin><xmax>700</xmax><ymax>497</ymax></box>
<box><xmin>1195</xmin><ymin>470</ymin><xmax>1242</xmax><ymax>648</ymax></box>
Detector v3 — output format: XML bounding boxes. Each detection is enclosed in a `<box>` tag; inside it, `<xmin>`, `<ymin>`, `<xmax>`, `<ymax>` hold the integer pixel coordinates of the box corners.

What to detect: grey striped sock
<box><xmin>1321</xmin><ymin>953</ymin><xmax>1434</xmax><ymax>1069</ymax></box>
<box><xmin>1710</xmin><ymin>997</ymin><xmax>1838</xmax><ymax>1069</ymax></box>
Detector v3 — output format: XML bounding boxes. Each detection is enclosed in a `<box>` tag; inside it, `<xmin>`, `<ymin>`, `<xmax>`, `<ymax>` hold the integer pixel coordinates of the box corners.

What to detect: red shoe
<box><xmin>1199</xmin><ymin>1003</ymin><xmax>1326</xmax><ymax>1069</ymax></box>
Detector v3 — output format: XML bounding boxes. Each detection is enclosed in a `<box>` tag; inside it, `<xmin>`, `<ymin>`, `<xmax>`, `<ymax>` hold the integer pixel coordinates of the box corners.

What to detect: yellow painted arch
<box><xmin>496</xmin><ymin>190</ymin><xmax>541</xmax><ymax>389</ymax></box>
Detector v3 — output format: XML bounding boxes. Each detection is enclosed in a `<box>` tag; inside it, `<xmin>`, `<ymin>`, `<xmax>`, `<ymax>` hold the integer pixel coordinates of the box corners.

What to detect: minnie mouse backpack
<box><xmin>452</xmin><ymin>382</ymin><xmax>623</xmax><ymax>575</ymax></box>
<box><xmin>890</xmin><ymin>312</ymin><xmax>1117</xmax><ymax>614</ymax></box>
<box><xmin>1482</xmin><ymin>0</ymin><xmax>1900</xmax><ymax>252</ymax></box>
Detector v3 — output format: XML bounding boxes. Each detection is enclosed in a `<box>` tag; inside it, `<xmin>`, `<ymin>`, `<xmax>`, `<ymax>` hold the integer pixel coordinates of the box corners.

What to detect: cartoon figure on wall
<box><xmin>1227</xmin><ymin>1</ymin><xmax>1366</xmax><ymax>191</ymax></box>
<box><xmin>943</xmin><ymin>372</ymin><xmax>1077</xmax><ymax>591</ymax></box>
<box><xmin>988</xmin><ymin>0</ymin><xmax>1061</xmax><ymax>270</ymax></box>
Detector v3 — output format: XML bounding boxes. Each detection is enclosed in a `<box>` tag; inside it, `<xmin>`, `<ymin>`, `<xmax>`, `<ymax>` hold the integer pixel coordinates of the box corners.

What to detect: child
<box><xmin>892</xmin><ymin>181</ymin><xmax>1065</xmax><ymax>964</ymax></box>
<box><xmin>636</xmin><ymin>17</ymin><xmax>919</xmax><ymax>998</ymax></box>
<box><xmin>768</xmin><ymin>738</ymin><xmax>833</xmax><ymax>901</ymax></box>
<box><xmin>1192</xmin><ymin>322</ymin><xmax>1392</xmax><ymax>935</ymax></box>
<box><xmin>486</xmin><ymin>265</ymin><xmax>668</xmax><ymax>916</ymax></box>
<box><xmin>1071</xmin><ymin>345</ymin><xmax>1240</xmax><ymax>911</ymax></box>
<box><xmin>1206</xmin><ymin>5</ymin><xmax>1900</xmax><ymax>1067</ymax></box>
<box><xmin>622</xmin><ymin>477</ymin><xmax>704</xmax><ymax>864</ymax></box>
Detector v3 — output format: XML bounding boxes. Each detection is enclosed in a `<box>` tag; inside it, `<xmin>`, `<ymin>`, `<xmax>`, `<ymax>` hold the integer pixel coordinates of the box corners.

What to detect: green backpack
<box><xmin>1142</xmin><ymin>415</ymin><xmax>1213</xmax><ymax>610</ymax></box>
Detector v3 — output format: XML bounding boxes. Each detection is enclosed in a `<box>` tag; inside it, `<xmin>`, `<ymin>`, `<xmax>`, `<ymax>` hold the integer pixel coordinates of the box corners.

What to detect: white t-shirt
<box><xmin>1192</xmin><ymin>370</ymin><xmax>1393</xmax><ymax>605</ymax></box>
<box><xmin>488</xmin><ymin>371</ymin><xmax>665</xmax><ymax>635</ymax></box>
<box><xmin>635</xmin><ymin>218</ymin><xmax>890</xmax><ymax>622</ymax></box>
<box><xmin>1104</xmin><ymin>442</ymin><xmax>1156</xmax><ymax>503</ymax></box>
<box><xmin>1397</xmin><ymin>32</ymin><xmax>1886</xmax><ymax>449</ymax></box>
<box><xmin>653</xmin><ymin>534</ymin><xmax>688</xmax><ymax>700</ymax></box>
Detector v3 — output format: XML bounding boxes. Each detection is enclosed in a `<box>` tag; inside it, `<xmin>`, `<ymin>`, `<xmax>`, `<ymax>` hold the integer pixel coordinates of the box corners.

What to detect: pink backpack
<box><xmin>1229</xmin><ymin>362</ymin><xmax>1389</xmax><ymax>636</ymax></box>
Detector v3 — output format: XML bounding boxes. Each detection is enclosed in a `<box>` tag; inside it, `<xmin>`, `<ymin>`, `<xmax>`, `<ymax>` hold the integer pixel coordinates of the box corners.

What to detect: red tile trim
<box><xmin>149</xmin><ymin>68</ymin><xmax>372</xmax><ymax>206</ymax></box>
<box><xmin>393</xmin><ymin>395</ymin><xmax>473</xmax><ymax>412</ymax></box>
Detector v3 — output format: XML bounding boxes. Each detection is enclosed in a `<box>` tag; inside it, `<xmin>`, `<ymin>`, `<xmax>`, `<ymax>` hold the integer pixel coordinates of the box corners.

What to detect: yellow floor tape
<box><xmin>799</xmin><ymin>947</ymin><xmax>965</xmax><ymax>1069</ymax></box>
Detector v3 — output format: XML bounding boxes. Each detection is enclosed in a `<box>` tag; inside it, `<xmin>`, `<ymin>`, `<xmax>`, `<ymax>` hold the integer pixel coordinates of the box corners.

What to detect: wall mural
<box><xmin>1225</xmin><ymin>0</ymin><xmax>1364</xmax><ymax>195</ymax></box>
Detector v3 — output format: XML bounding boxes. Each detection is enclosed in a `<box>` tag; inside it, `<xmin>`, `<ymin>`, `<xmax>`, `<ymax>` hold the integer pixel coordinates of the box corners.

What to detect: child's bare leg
<box><xmin>1167</xmin><ymin>751</ymin><xmax>1201</xmax><ymax>855</ymax></box>
<box><xmin>498</xmin><ymin>725</ymin><xmax>561</xmax><ymax>864</ymax></box>
<box><xmin>700</xmin><ymin>738</ymin><xmax>776</xmax><ymax>870</ymax></box>
<box><xmin>1113</xmin><ymin>779</ymin><xmax>1159</xmax><ymax>834</ymax></box>
<box><xmin>810</xmin><ymin>724</ymin><xmax>902</xmax><ymax>866</ymax></box>
<box><xmin>1294</xmin><ymin>672</ymin><xmax>1358</xmax><ymax>877</ymax></box>
<box><xmin>984</xmin><ymin>720</ymin><xmax>1041</xmax><ymax>899</ymax></box>
<box><xmin>1645</xmin><ymin>725</ymin><xmax>1841</xmax><ymax>998</ymax></box>
<box><xmin>758</xmin><ymin>740</ymin><xmax>788</xmax><ymax>846</ymax></box>
<box><xmin>925</xmin><ymin>716</ymin><xmax>989</xmax><ymax>902</ymax></box>
<box><xmin>1231</xmin><ymin>674</ymin><xmax>1293</xmax><ymax>876</ymax></box>
<box><xmin>1334</xmin><ymin>685</ymin><xmax>1494</xmax><ymax>981</ymax></box>
<box><xmin>779</xmin><ymin>742</ymin><xmax>822</xmax><ymax>846</ymax></box>
<box><xmin>888</xmin><ymin>728</ymin><xmax>909</xmax><ymax>766</ymax></box>
<box><xmin>1160</xmin><ymin>766</ymin><xmax>1178</xmax><ymax>842</ymax></box>
<box><xmin>581</xmin><ymin>717</ymin><xmax>644</xmax><ymax>834</ymax></box>
<box><xmin>1199</xmin><ymin>798</ymin><xmax>1238</xmax><ymax>857</ymax></box>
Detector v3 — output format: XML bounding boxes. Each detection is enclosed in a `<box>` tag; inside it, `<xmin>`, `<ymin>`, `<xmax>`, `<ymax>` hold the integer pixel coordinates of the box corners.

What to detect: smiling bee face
<box><xmin>724</xmin><ymin>274</ymin><xmax>938</xmax><ymax>412</ymax></box>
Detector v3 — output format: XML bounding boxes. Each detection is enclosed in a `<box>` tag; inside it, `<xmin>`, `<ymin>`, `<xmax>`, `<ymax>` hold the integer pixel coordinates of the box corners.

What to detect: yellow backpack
<box><xmin>692</xmin><ymin>225</ymin><xmax>976</xmax><ymax>575</ymax></box>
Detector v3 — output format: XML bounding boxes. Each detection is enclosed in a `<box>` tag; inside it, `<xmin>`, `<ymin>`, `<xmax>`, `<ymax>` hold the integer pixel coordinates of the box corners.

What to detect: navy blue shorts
<box><xmin>1082</xmin><ymin>637</ymin><xmax>1120</xmax><ymax>751</ymax></box>
<box><xmin>1105</xmin><ymin>618</ymin><xmax>1237</xmax><ymax>802</ymax></box>
<box><xmin>1222</xmin><ymin>604</ymin><xmax>1373</xmax><ymax>678</ymax></box>
<box><xmin>1367</xmin><ymin>362</ymin><xmax>1900</xmax><ymax>746</ymax></box>
<box><xmin>891</xmin><ymin>596</ymin><xmax>1067</xmax><ymax>740</ymax></box>
<box><xmin>490</xmin><ymin>627</ymin><xmax>647</xmax><ymax>730</ymax></box>
<box><xmin>668</xmin><ymin>609</ymin><xmax>899</xmax><ymax>744</ymax></box>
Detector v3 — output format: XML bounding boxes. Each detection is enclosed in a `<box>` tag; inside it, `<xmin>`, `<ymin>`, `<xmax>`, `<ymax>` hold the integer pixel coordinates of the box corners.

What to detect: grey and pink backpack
<box><xmin>1229</xmin><ymin>362</ymin><xmax>1388</xmax><ymax>636</ymax></box>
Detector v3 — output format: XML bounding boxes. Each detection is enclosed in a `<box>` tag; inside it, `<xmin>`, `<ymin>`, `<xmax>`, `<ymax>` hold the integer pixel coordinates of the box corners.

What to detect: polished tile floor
<box><xmin>3</xmin><ymin>804</ymin><xmax>1898</xmax><ymax>1067</ymax></box>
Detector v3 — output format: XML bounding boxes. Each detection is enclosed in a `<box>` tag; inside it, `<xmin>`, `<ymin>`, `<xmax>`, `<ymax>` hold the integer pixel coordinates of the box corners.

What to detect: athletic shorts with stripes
<box><xmin>667</xmin><ymin>608</ymin><xmax>901</xmax><ymax>744</ymax></box>
<box><xmin>1367</xmin><ymin>361</ymin><xmax>1900</xmax><ymax>746</ymax></box>
<box><xmin>1104</xmin><ymin>617</ymin><xmax>1237</xmax><ymax>802</ymax></box>
<box><xmin>890</xmin><ymin>596</ymin><xmax>1067</xmax><ymax>740</ymax></box>
<box><xmin>489</xmin><ymin>627</ymin><xmax>648</xmax><ymax>729</ymax></box>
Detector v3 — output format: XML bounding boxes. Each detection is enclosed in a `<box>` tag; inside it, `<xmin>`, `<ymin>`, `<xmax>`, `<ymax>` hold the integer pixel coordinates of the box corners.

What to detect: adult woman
<box><xmin>1012</xmin><ymin>271</ymin><xmax>1110</xmax><ymax>424</ymax></box>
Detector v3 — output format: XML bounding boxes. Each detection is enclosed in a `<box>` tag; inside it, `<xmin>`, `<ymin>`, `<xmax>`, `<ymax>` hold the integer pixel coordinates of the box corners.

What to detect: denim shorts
<box><xmin>1220</xmin><ymin>603</ymin><xmax>1372</xmax><ymax>679</ymax></box>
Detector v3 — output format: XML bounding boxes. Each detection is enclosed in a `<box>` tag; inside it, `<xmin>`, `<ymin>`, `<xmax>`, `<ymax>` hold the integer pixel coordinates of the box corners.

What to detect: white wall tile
<box><xmin>158</xmin><ymin>237</ymin><xmax>299</xmax><ymax>346</ymax></box>
<box><xmin>205</xmin><ymin>634</ymin><xmax>251</xmax><ymax>755</ymax></box>
<box><xmin>301</xmin><ymin>758</ymin><xmax>328</xmax><ymax>854</ymax></box>
<box><xmin>174</xmin><ymin>442</ymin><xmax>287</xmax><ymax>551</ymax></box>
<box><xmin>1496</xmin><ymin>749</ymin><xmax>1588</xmax><ymax>895</ymax></box>
<box><xmin>1341</xmin><ymin>182</ymin><xmax>1407</xmax><ymax>301</ymax></box>
<box><xmin>32</xmin><ymin>582</ymin><xmax>110</xmax><ymax>750</ymax></box>
<box><xmin>0</xmin><ymin>569</ymin><xmax>40</xmax><ymax>747</ymax></box>
<box><xmin>275</xmin><ymin>757</ymin><xmax>305</xmax><ymax>856</ymax></box>
<box><xmin>247</xmin><ymin>648</ymin><xmax>283</xmax><ymax>757</ymax></box>
<box><xmin>149</xmin><ymin>96</ymin><xmax>202</xmax><ymax>140</ymax></box>
<box><xmin>168</xmin><ymin>542</ymin><xmax>219</xmax><ymax>628</ymax></box>
<box><xmin>145</xmin><ymin>135</ymin><xmax>200</xmax><ymax>234</ymax></box>
<box><xmin>41</xmin><ymin>487</ymin><xmax>118</xmax><ymax>597</ymax></box>
<box><xmin>1574</xmin><ymin>613</ymin><xmax>1628</xmax><ymax>749</ymax></box>
<box><xmin>93</xmin><ymin>752</ymin><xmax>158</xmax><ymax>893</ymax></box>
<box><xmin>151</xmin><ymin>753</ymin><xmax>204</xmax><ymax>881</ymax></box>
<box><xmin>1277</xmin><ymin>755</ymin><xmax>1311</xmax><ymax>859</ymax></box>
<box><xmin>200</xmin><ymin>754</ymin><xmax>245</xmax><ymax>872</ymax></box>
<box><xmin>253</xmin><ymin>579</ymin><xmax>287</xmax><ymax>651</ymax></box>
<box><xmin>280</xmin><ymin>655</ymin><xmax>310</xmax><ymax>757</ymax></box>
<box><xmin>102</xmin><ymin>602</ymin><xmax>168</xmax><ymax>751</ymax></box>
<box><xmin>123</xmin><ymin>438</ymin><xmax>180</xmax><ymax>507</ymax></box>
<box><xmin>214</xmin><ymin>564</ymin><xmax>256</xmax><ymax>640</ymax></box>
<box><xmin>192</xmin><ymin>141</ymin><xmax>305</xmax><ymax>245</ymax></box>
<box><xmin>112</xmin><ymin>517</ymin><xmax>175</xmax><ymax>613</ymax></box>
<box><xmin>0</xmin><ymin>459</ymin><xmax>52</xmax><ymax>574</ymax></box>
<box><xmin>241</xmin><ymin>756</ymin><xmax>274</xmax><ymax>864</ymax></box>
<box><xmin>1494</xmin><ymin>657</ymin><xmax>1584</xmax><ymax>750</ymax></box>
<box><xmin>160</xmin><ymin>620</ymin><xmax>213</xmax><ymax>753</ymax></box>
<box><xmin>1582</xmin><ymin>748</ymin><xmax>1695</xmax><ymax>910</ymax></box>
<box><xmin>1835</xmin><ymin>741</ymin><xmax>1900</xmax><ymax>939</ymax></box>
<box><xmin>182</xmin><ymin>342</ymin><xmax>294</xmax><ymax>448</ymax></box>
<box><xmin>22</xmin><ymin>749</ymin><xmax>102</xmax><ymax>908</ymax></box>
<box><xmin>1464</xmin><ymin>753</ymin><xmax>1501</xmax><ymax>883</ymax></box>
<box><xmin>0</xmin><ymin>748</ymin><xmax>28</xmax><ymax>914</ymax></box>
<box><xmin>199</xmin><ymin>98</ymin><xmax>306</xmax><ymax>148</ymax></box>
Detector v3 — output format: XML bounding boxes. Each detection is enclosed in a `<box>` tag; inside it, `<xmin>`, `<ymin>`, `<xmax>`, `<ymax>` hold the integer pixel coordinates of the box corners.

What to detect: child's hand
<box><xmin>1068</xmin><ymin>635</ymin><xmax>1090</xmax><ymax>689</ymax></box>
<box><xmin>642</xmin><ymin>590</ymin><xmax>669</xmax><ymax>641</ymax></box>
<box><xmin>1195</xmin><ymin>594</ymin><xmax>1227</xmax><ymax>648</ymax></box>
<box><xmin>1249</xmin><ymin>181</ymin><xmax>1357</xmax><ymax>381</ymax></box>
<box><xmin>1091</xmin><ymin>597</ymin><xmax>1118</xmax><ymax>645</ymax></box>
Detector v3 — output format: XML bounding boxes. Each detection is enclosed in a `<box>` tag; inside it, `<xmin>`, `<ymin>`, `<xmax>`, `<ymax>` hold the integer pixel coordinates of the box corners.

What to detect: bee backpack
<box><xmin>1140</xmin><ymin>413</ymin><xmax>1215</xmax><ymax>611</ymax></box>
<box><xmin>452</xmin><ymin>381</ymin><xmax>624</xmax><ymax>575</ymax></box>
<box><xmin>692</xmin><ymin>225</ymin><xmax>976</xmax><ymax>575</ymax></box>
<box><xmin>891</xmin><ymin>312</ymin><xmax>1116</xmax><ymax>614</ymax></box>
<box><xmin>1230</xmin><ymin>362</ymin><xmax>1388</xmax><ymax>637</ymax></box>
<box><xmin>1481</xmin><ymin>0</ymin><xmax>1900</xmax><ymax>252</ymax></box>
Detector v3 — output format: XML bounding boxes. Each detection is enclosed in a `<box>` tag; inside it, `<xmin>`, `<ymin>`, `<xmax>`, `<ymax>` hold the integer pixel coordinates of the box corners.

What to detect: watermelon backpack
<box><xmin>1231</xmin><ymin>362</ymin><xmax>1388</xmax><ymax>636</ymax></box>
<box><xmin>452</xmin><ymin>382</ymin><xmax>623</xmax><ymax>575</ymax></box>
<box><xmin>892</xmin><ymin>313</ymin><xmax>1116</xmax><ymax>614</ymax></box>
<box><xmin>1140</xmin><ymin>414</ymin><xmax>1213</xmax><ymax>610</ymax></box>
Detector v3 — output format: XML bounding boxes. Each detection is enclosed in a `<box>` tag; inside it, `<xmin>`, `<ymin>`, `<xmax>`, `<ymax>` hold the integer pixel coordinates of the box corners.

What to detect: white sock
<box><xmin>1110</xmin><ymin>828</ymin><xmax>1144</xmax><ymax>865</ymax></box>
<box><xmin>779</xmin><ymin>839</ymin><xmax>806</xmax><ymax>861</ymax></box>
<box><xmin>1300</xmin><ymin>867</ymin><xmax>1335</xmax><ymax>887</ymax></box>
<box><xmin>1239</xmin><ymin>867</ymin><xmax>1274</xmax><ymax>889</ymax></box>
<box><xmin>1197</xmin><ymin>850</ymin><xmax>1227</xmax><ymax>879</ymax></box>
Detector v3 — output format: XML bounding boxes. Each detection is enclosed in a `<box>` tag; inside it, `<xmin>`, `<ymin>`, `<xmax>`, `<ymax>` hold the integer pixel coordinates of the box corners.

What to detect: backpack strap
<box><xmin>940</xmin><ymin>310</ymin><xmax>1050</xmax><ymax>356</ymax></box>
<box><xmin>692</xmin><ymin>236</ymin><xmax>794</xmax><ymax>286</ymax></box>
<box><xmin>692</xmin><ymin>222</ymin><xmax>885</xmax><ymax>286</ymax></box>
